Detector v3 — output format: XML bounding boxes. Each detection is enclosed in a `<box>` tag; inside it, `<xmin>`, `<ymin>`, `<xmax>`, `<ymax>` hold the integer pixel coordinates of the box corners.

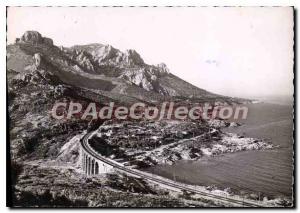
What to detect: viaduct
<box><xmin>79</xmin><ymin>132</ymin><xmax>267</xmax><ymax>207</ymax></box>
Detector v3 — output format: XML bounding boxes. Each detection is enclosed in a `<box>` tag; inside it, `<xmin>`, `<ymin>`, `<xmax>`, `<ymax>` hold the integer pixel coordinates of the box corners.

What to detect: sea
<box><xmin>148</xmin><ymin>97</ymin><xmax>294</xmax><ymax>199</ymax></box>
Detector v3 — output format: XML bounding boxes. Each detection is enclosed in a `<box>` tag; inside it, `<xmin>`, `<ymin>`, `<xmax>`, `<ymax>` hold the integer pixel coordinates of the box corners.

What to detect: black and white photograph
<box><xmin>6</xmin><ymin>6</ymin><xmax>294</xmax><ymax>208</ymax></box>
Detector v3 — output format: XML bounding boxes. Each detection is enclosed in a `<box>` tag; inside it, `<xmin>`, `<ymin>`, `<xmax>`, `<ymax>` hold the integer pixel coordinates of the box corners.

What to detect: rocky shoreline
<box><xmin>89</xmin><ymin>119</ymin><xmax>274</xmax><ymax>168</ymax></box>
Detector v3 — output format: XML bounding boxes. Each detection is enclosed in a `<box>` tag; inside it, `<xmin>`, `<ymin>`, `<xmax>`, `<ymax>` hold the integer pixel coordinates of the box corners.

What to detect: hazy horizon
<box><xmin>7</xmin><ymin>7</ymin><xmax>294</xmax><ymax>98</ymax></box>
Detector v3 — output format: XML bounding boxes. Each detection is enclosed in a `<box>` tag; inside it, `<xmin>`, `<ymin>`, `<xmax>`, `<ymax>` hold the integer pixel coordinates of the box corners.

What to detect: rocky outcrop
<box><xmin>121</xmin><ymin>69</ymin><xmax>154</xmax><ymax>91</ymax></box>
<box><xmin>19</xmin><ymin>31</ymin><xmax>43</xmax><ymax>43</ymax></box>
<box><xmin>157</xmin><ymin>63</ymin><xmax>170</xmax><ymax>74</ymax></box>
<box><xmin>17</xmin><ymin>31</ymin><xmax>53</xmax><ymax>46</ymax></box>
<box><xmin>68</xmin><ymin>43</ymin><xmax>173</xmax><ymax>94</ymax></box>
<box><xmin>43</xmin><ymin>37</ymin><xmax>54</xmax><ymax>46</ymax></box>
<box><xmin>73</xmin><ymin>51</ymin><xmax>95</xmax><ymax>72</ymax></box>
<box><xmin>124</xmin><ymin>49</ymin><xmax>145</xmax><ymax>66</ymax></box>
<box><xmin>33</xmin><ymin>53</ymin><xmax>42</xmax><ymax>68</ymax></box>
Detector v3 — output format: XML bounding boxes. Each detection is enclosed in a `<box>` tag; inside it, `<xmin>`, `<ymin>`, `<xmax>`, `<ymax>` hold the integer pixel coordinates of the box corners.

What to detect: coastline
<box><xmin>147</xmin><ymin>102</ymin><xmax>293</xmax><ymax>202</ymax></box>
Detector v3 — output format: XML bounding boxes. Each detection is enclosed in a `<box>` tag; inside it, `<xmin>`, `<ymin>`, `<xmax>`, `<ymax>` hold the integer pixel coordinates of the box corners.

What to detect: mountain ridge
<box><xmin>8</xmin><ymin>31</ymin><xmax>246</xmax><ymax>105</ymax></box>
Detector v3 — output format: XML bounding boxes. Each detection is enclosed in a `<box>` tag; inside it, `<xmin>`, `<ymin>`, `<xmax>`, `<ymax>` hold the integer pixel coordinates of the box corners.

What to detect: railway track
<box><xmin>81</xmin><ymin>132</ymin><xmax>268</xmax><ymax>207</ymax></box>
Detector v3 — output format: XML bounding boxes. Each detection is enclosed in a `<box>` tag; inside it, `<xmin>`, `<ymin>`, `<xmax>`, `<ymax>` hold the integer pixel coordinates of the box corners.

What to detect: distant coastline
<box><xmin>248</xmin><ymin>95</ymin><xmax>293</xmax><ymax>106</ymax></box>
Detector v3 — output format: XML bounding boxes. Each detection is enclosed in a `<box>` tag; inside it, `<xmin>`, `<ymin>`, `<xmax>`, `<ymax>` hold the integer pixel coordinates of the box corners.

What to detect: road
<box><xmin>81</xmin><ymin>132</ymin><xmax>268</xmax><ymax>207</ymax></box>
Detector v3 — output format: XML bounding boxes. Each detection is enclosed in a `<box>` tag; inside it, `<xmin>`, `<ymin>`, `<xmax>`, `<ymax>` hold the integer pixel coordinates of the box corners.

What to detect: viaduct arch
<box><xmin>81</xmin><ymin>148</ymin><xmax>113</xmax><ymax>175</ymax></box>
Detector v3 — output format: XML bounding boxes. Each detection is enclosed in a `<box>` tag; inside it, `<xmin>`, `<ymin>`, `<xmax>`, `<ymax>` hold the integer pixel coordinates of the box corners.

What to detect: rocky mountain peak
<box><xmin>16</xmin><ymin>31</ymin><xmax>53</xmax><ymax>46</ymax></box>
<box><xmin>9</xmin><ymin>31</ymin><xmax>219</xmax><ymax>100</ymax></box>
<box><xmin>97</xmin><ymin>45</ymin><xmax>119</xmax><ymax>62</ymax></box>
<box><xmin>124</xmin><ymin>49</ymin><xmax>145</xmax><ymax>66</ymax></box>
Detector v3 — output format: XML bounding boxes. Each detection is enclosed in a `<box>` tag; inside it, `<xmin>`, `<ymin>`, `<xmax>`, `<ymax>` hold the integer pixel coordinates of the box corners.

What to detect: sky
<box><xmin>7</xmin><ymin>7</ymin><xmax>294</xmax><ymax>98</ymax></box>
